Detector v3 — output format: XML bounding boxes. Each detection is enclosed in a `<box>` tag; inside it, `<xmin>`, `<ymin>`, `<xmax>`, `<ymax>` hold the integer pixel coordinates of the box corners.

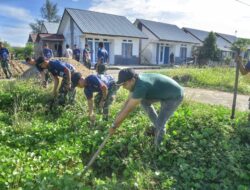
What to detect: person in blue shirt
<box><xmin>35</xmin><ymin>56</ymin><xmax>76</xmax><ymax>104</ymax></box>
<box><xmin>0</xmin><ymin>42</ymin><xmax>12</xmax><ymax>79</ymax></box>
<box><xmin>73</xmin><ymin>44</ymin><xmax>81</xmax><ymax>62</ymax></box>
<box><xmin>43</xmin><ymin>43</ymin><xmax>53</xmax><ymax>60</ymax></box>
<box><xmin>71</xmin><ymin>71</ymin><xmax>117</xmax><ymax>123</ymax></box>
<box><xmin>96</xmin><ymin>42</ymin><xmax>108</xmax><ymax>72</ymax></box>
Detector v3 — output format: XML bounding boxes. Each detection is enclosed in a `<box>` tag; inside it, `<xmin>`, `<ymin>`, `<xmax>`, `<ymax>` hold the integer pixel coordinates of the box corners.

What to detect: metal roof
<box><xmin>36</xmin><ymin>33</ymin><xmax>64</xmax><ymax>42</ymax></box>
<box><xmin>65</xmin><ymin>8</ymin><xmax>147</xmax><ymax>38</ymax></box>
<box><xmin>216</xmin><ymin>32</ymin><xmax>237</xmax><ymax>44</ymax></box>
<box><xmin>43</xmin><ymin>22</ymin><xmax>60</xmax><ymax>33</ymax></box>
<box><xmin>183</xmin><ymin>27</ymin><xmax>235</xmax><ymax>51</ymax></box>
<box><xmin>136</xmin><ymin>19</ymin><xmax>200</xmax><ymax>44</ymax></box>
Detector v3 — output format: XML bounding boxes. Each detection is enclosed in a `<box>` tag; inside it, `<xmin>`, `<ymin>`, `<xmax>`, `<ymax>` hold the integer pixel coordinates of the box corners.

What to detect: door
<box><xmin>158</xmin><ymin>45</ymin><xmax>169</xmax><ymax>64</ymax></box>
<box><xmin>164</xmin><ymin>47</ymin><xmax>169</xmax><ymax>64</ymax></box>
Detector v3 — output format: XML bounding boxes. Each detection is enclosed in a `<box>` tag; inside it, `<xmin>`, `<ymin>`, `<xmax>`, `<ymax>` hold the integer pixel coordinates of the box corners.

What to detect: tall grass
<box><xmin>154</xmin><ymin>67</ymin><xmax>250</xmax><ymax>95</ymax></box>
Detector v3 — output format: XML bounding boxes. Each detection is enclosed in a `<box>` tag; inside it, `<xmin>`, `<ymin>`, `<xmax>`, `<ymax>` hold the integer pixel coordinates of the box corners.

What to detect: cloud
<box><xmin>0</xmin><ymin>5</ymin><xmax>33</xmax><ymax>23</ymax></box>
<box><xmin>89</xmin><ymin>0</ymin><xmax>250</xmax><ymax>38</ymax></box>
<box><xmin>0</xmin><ymin>25</ymin><xmax>32</xmax><ymax>47</ymax></box>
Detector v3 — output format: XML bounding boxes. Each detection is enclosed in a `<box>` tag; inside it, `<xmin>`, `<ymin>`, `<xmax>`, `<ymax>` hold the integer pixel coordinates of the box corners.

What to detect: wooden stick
<box><xmin>82</xmin><ymin>134</ymin><xmax>110</xmax><ymax>175</ymax></box>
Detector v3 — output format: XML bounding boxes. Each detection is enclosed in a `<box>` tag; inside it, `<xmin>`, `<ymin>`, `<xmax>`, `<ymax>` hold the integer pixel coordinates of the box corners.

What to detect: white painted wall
<box><xmin>59</xmin><ymin>12</ymin><xmax>141</xmax><ymax>65</ymax></box>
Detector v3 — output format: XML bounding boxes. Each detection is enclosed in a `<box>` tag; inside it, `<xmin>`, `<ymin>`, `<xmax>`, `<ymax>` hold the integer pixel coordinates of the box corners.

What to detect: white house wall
<box><xmin>59</xmin><ymin>12</ymin><xmax>141</xmax><ymax>65</ymax></box>
<box><xmin>139</xmin><ymin>24</ymin><xmax>196</xmax><ymax>64</ymax></box>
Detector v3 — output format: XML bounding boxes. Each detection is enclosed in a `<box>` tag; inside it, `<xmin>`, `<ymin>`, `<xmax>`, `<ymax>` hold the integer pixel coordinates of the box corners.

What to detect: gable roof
<box><xmin>36</xmin><ymin>33</ymin><xmax>64</xmax><ymax>42</ymax></box>
<box><xmin>183</xmin><ymin>27</ymin><xmax>236</xmax><ymax>51</ymax></box>
<box><xmin>59</xmin><ymin>8</ymin><xmax>147</xmax><ymax>39</ymax></box>
<box><xmin>43</xmin><ymin>22</ymin><xmax>60</xmax><ymax>33</ymax></box>
<box><xmin>215</xmin><ymin>32</ymin><xmax>237</xmax><ymax>44</ymax></box>
<box><xmin>27</xmin><ymin>33</ymin><xmax>38</xmax><ymax>43</ymax></box>
<box><xmin>135</xmin><ymin>19</ymin><xmax>200</xmax><ymax>44</ymax></box>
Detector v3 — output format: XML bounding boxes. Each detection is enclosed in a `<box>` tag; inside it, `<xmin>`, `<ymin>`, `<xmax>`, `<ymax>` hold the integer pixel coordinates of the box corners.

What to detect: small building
<box><xmin>183</xmin><ymin>27</ymin><xmax>237</xmax><ymax>59</ymax></box>
<box><xmin>57</xmin><ymin>8</ymin><xmax>147</xmax><ymax>65</ymax></box>
<box><xmin>134</xmin><ymin>19</ymin><xmax>200</xmax><ymax>65</ymax></box>
<box><xmin>27</xmin><ymin>22</ymin><xmax>63</xmax><ymax>57</ymax></box>
<box><xmin>35</xmin><ymin>33</ymin><xmax>64</xmax><ymax>57</ymax></box>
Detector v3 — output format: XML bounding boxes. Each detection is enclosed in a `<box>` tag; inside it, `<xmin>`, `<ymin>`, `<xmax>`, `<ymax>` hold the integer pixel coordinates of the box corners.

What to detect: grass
<box><xmin>152</xmin><ymin>66</ymin><xmax>250</xmax><ymax>95</ymax></box>
<box><xmin>0</xmin><ymin>79</ymin><xmax>249</xmax><ymax>189</ymax></box>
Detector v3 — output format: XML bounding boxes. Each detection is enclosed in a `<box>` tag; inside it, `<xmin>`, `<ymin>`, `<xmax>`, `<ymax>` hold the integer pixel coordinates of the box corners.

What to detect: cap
<box><xmin>116</xmin><ymin>68</ymin><xmax>136</xmax><ymax>85</ymax></box>
<box><xmin>71</xmin><ymin>72</ymin><xmax>82</xmax><ymax>88</ymax></box>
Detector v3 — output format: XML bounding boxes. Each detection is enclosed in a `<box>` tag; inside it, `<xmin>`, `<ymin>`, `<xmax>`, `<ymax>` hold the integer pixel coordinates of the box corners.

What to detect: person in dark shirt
<box><xmin>96</xmin><ymin>42</ymin><xmax>108</xmax><ymax>72</ymax></box>
<box><xmin>73</xmin><ymin>44</ymin><xmax>81</xmax><ymax>62</ymax></box>
<box><xmin>35</xmin><ymin>56</ymin><xmax>76</xmax><ymax>104</ymax></box>
<box><xmin>43</xmin><ymin>43</ymin><xmax>53</xmax><ymax>60</ymax></box>
<box><xmin>0</xmin><ymin>42</ymin><xmax>12</xmax><ymax>79</ymax></box>
<box><xmin>71</xmin><ymin>71</ymin><xmax>117</xmax><ymax>123</ymax></box>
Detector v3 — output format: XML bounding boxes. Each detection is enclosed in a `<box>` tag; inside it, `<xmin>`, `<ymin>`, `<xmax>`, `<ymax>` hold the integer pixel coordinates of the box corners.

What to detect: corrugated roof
<box><xmin>43</xmin><ymin>22</ymin><xmax>60</xmax><ymax>33</ymax></box>
<box><xmin>65</xmin><ymin>8</ymin><xmax>147</xmax><ymax>38</ymax></box>
<box><xmin>137</xmin><ymin>19</ymin><xmax>200</xmax><ymax>44</ymax></box>
<box><xmin>36</xmin><ymin>33</ymin><xmax>64</xmax><ymax>42</ymax></box>
<box><xmin>183</xmin><ymin>27</ymin><xmax>234</xmax><ymax>51</ymax></box>
<box><xmin>216</xmin><ymin>32</ymin><xmax>237</xmax><ymax>44</ymax></box>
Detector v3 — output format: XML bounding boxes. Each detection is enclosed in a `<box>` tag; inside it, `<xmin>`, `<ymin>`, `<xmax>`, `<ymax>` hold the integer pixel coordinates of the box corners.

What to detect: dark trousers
<box><xmin>1</xmin><ymin>60</ymin><xmax>12</xmax><ymax>78</ymax></box>
<box><xmin>94</xmin><ymin>83</ymin><xmax>117</xmax><ymax>120</ymax></box>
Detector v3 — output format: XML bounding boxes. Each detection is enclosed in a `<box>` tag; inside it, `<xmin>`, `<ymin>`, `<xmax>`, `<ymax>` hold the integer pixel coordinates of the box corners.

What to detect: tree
<box><xmin>29</xmin><ymin>0</ymin><xmax>60</xmax><ymax>33</ymax></box>
<box><xmin>198</xmin><ymin>32</ymin><xmax>220</xmax><ymax>65</ymax></box>
<box><xmin>40</xmin><ymin>0</ymin><xmax>60</xmax><ymax>22</ymax></box>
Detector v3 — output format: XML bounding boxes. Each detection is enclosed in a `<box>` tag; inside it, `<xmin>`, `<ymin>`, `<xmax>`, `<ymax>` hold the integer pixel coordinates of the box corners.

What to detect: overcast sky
<box><xmin>0</xmin><ymin>0</ymin><xmax>250</xmax><ymax>47</ymax></box>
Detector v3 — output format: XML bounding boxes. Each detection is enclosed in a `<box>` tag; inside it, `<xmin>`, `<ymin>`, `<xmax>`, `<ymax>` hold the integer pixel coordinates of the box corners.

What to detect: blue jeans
<box><xmin>141</xmin><ymin>96</ymin><xmax>183</xmax><ymax>146</ymax></box>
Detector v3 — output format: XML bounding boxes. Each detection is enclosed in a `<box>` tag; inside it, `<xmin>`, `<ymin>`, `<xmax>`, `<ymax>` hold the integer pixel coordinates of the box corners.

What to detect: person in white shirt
<box><xmin>64</xmin><ymin>44</ymin><xmax>73</xmax><ymax>59</ymax></box>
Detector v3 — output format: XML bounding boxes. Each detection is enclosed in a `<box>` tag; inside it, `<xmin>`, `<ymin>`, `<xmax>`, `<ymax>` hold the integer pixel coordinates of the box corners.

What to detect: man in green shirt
<box><xmin>109</xmin><ymin>68</ymin><xmax>184</xmax><ymax>146</ymax></box>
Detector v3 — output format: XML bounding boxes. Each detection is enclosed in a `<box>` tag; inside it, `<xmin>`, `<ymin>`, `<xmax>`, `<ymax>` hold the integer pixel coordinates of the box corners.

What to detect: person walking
<box><xmin>109</xmin><ymin>68</ymin><xmax>184</xmax><ymax>147</ymax></box>
<box><xmin>0</xmin><ymin>42</ymin><xmax>12</xmax><ymax>79</ymax></box>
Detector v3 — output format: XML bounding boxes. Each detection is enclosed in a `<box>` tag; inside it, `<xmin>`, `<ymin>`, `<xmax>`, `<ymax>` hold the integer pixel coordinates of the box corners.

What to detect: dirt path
<box><xmin>184</xmin><ymin>87</ymin><xmax>249</xmax><ymax>111</ymax></box>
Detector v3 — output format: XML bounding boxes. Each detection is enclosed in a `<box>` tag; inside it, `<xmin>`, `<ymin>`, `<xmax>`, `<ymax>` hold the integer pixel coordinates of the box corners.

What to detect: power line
<box><xmin>235</xmin><ymin>0</ymin><xmax>250</xmax><ymax>6</ymax></box>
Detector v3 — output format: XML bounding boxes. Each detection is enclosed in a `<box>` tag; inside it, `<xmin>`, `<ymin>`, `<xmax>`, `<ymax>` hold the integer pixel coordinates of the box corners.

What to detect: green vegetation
<box><xmin>155</xmin><ymin>67</ymin><xmax>250</xmax><ymax>95</ymax></box>
<box><xmin>0</xmin><ymin>80</ymin><xmax>249</xmax><ymax>189</ymax></box>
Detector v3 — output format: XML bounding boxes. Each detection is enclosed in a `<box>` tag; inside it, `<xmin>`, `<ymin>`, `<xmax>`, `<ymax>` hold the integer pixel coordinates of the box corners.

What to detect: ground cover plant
<box><xmin>0</xmin><ymin>79</ymin><xmax>249</xmax><ymax>190</ymax></box>
<box><xmin>155</xmin><ymin>67</ymin><xmax>250</xmax><ymax>95</ymax></box>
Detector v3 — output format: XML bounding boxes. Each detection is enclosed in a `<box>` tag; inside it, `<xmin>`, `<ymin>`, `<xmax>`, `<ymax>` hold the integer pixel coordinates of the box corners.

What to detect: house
<box><xmin>57</xmin><ymin>8</ymin><xmax>147</xmax><ymax>65</ymax></box>
<box><xmin>183</xmin><ymin>27</ymin><xmax>237</xmax><ymax>59</ymax></box>
<box><xmin>27</xmin><ymin>22</ymin><xmax>63</xmax><ymax>57</ymax></box>
<box><xmin>133</xmin><ymin>19</ymin><xmax>200</xmax><ymax>65</ymax></box>
<box><xmin>34</xmin><ymin>33</ymin><xmax>64</xmax><ymax>57</ymax></box>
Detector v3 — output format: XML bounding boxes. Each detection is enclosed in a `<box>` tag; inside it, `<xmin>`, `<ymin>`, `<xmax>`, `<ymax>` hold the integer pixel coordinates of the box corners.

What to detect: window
<box><xmin>180</xmin><ymin>47</ymin><xmax>187</xmax><ymax>60</ymax></box>
<box><xmin>122</xmin><ymin>43</ymin><xmax>133</xmax><ymax>58</ymax></box>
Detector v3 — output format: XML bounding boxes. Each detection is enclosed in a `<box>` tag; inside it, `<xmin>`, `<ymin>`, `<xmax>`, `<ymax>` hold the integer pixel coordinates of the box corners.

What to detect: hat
<box><xmin>35</xmin><ymin>56</ymin><xmax>45</xmax><ymax>68</ymax></box>
<box><xmin>116</xmin><ymin>68</ymin><xmax>136</xmax><ymax>85</ymax></box>
<box><xmin>71</xmin><ymin>72</ymin><xmax>82</xmax><ymax>88</ymax></box>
